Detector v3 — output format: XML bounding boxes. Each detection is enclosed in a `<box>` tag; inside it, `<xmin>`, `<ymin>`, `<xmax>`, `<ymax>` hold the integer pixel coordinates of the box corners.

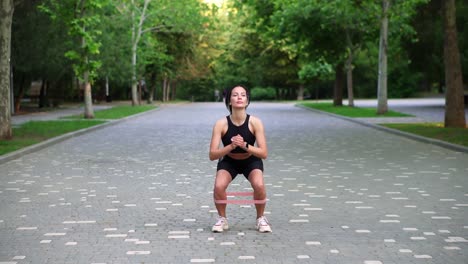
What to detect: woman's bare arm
<box><xmin>241</xmin><ymin>116</ymin><xmax>268</xmax><ymax>159</ymax></box>
<box><xmin>209</xmin><ymin>119</ymin><xmax>234</xmax><ymax>161</ymax></box>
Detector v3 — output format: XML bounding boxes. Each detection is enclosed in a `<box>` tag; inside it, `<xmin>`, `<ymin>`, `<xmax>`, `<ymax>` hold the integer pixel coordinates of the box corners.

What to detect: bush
<box><xmin>250</xmin><ymin>87</ymin><xmax>276</xmax><ymax>101</ymax></box>
<box><xmin>178</xmin><ymin>78</ymin><xmax>215</xmax><ymax>102</ymax></box>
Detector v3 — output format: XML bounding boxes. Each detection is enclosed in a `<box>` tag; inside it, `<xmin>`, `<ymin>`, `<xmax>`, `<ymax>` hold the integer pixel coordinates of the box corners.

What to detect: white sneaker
<box><xmin>212</xmin><ymin>216</ymin><xmax>228</xmax><ymax>232</ymax></box>
<box><xmin>256</xmin><ymin>216</ymin><xmax>272</xmax><ymax>233</ymax></box>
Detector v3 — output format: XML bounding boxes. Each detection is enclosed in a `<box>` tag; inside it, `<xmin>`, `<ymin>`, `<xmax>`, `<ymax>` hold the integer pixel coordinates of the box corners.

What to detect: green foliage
<box><xmin>211</xmin><ymin>0</ymin><xmax>439</xmax><ymax>101</ymax></box>
<box><xmin>11</xmin><ymin>0</ymin><xmax>468</xmax><ymax>103</ymax></box>
<box><xmin>95</xmin><ymin>5</ymin><xmax>132</xmax><ymax>86</ymax></box>
<box><xmin>211</xmin><ymin>0</ymin><xmax>300</xmax><ymax>95</ymax></box>
<box><xmin>298</xmin><ymin>58</ymin><xmax>334</xmax><ymax>82</ymax></box>
<box><xmin>388</xmin><ymin>65</ymin><xmax>423</xmax><ymax>98</ymax></box>
<box><xmin>12</xmin><ymin>2</ymin><xmax>70</xmax><ymax>78</ymax></box>
<box><xmin>0</xmin><ymin>120</ymin><xmax>104</xmax><ymax>155</ymax></box>
<box><xmin>382</xmin><ymin>123</ymin><xmax>468</xmax><ymax>147</ymax></box>
<box><xmin>178</xmin><ymin>78</ymin><xmax>215</xmax><ymax>102</ymax></box>
<box><xmin>251</xmin><ymin>87</ymin><xmax>276</xmax><ymax>101</ymax></box>
<box><xmin>39</xmin><ymin>0</ymin><xmax>108</xmax><ymax>83</ymax></box>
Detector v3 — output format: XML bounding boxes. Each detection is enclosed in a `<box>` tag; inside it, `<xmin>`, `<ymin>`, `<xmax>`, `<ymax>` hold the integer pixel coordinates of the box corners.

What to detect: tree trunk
<box><xmin>345</xmin><ymin>30</ymin><xmax>357</xmax><ymax>107</ymax></box>
<box><xmin>81</xmin><ymin>27</ymin><xmax>94</xmax><ymax>118</ymax></box>
<box><xmin>443</xmin><ymin>0</ymin><xmax>466</xmax><ymax>128</ymax></box>
<box><xmin>131</xmin><ymin>40</ymin><xmax>138</xmax><ymax>105</ymax></box>
<box><xmin>333</xmin><ymin>64</ymin><xmax>344</xmax><ymax>106</ymax></box>
<box><xmin>14</xmin><ymin>72</ymin><xmax>26</xmax><ymax>113</ymax></box>
<box><xmin>83</xmin><ymin>81</ymin><xmax>94</xmax><ymax>118</ymax></box>
<box><xmin>148</xmin><ymin>72</ymin><xmax>156</xmax><ymax>104</ymax></box>
<box><xmin>162</xmin><ymin>77</ymin><xmax>167</xmax><ymax>102</ymax></box>
<box><xmin>377</xmin><ymin>0</ymin><xmax>389</xmax><ymax>115</ymax></box>
<box><xmin>83</xmin><ymin>70</ymin><xmax>94</xmax><ymax>119</ymax></box>
<box><xmin>131</xmin><ymin>0</ymin><xmax>138</xmax><ymax>106</ymax></box>
<box><xmin>0</xmin><ymin>0</ymin><xmax>13</xmax><ymax>139</ymax></box>
<box><xmin>345</xmin><ymin>30</ymin><xmax>355</xmax><ymax>107</ymax></box>
<box><xmin>130</xmin><ymin>0</ymin><xmax>150</xmax><ymax>106</ymax></box>
<box><xmin>105</xmin><ymin>76</ymin><xmax>111</xmax><ymax>102</ymax></box>
<box><xmin>297</xmin><ymin>84</ymin><xmax>304</xmax><ymax>101</ymax></box>
<box><xmin>345</xmin><ymin>55</ymin><xmax>354</xmax><ymax>107</ymax></box>
<box><xmin>166</xmin><ymin>79</ymin><xmax>171</xmax><ymax>102</ymax></box>
<box><xmin>39</xmin><ymin>79</ymin><xmax>48</xmax><ymax>108</ymax></box>
<box><xmin>171</xmin><ymin>80</ymin><xmax>177</xmax><ymax>101</ymax></box>
<box><xmin>138</xmin><ymin>79</ymin><xmax>142</xmax><ymax>105</ymax></box>
<box><xmin>286</xmin><ymin>87</ymin><xmax>293</xmax><ymax>100</ymax></box>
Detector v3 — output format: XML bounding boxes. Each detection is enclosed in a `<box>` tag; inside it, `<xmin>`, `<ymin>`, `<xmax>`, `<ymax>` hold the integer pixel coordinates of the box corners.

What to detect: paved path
<box><xmin>1</xmin><ymin>102</ymin><xmax>467</xmax><ymax>264</ymax></box>
<box><xmin>11</xmin><ymin>105</ymin><xmax>113</xmax><ymax>126</ymax></box>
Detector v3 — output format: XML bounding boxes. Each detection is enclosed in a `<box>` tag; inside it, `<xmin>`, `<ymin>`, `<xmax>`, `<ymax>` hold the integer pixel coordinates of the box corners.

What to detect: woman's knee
<box><xmin>214</xmin><ymin>171</ymin><xmax>231</xmax><ymax>193</ymax></box>
<box><xmin>249</xmin><ymin>171</ymin><xmax>265</xmax><ymax>190</ymax></box>
<box><xmin>214</xmin><ymin>182</ymin><xmax>229</xmax><ymax>193</ymax></box>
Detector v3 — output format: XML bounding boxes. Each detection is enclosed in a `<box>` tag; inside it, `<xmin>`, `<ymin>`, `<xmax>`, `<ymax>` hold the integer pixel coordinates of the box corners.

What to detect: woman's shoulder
<box><xmin>214</xmin><ymin>116</ymin><xmax>228</xmax><ymax>127</ymax></box>
<box><xmin>248</xmin><ymin>114</ymin><xmax>263</xmax><ymax>124</ymax></box>
<box><xmin>248</xmin><ymin>115</ymin><xmax>264</xmax><ymax>129</ymax></box>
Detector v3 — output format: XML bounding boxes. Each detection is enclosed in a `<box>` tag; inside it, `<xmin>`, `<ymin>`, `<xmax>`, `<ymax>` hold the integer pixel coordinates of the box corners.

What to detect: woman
<box><xmin>209</xmin><ymin>85</ymin><xmax>271</xmax><ymax>233</ymax></box>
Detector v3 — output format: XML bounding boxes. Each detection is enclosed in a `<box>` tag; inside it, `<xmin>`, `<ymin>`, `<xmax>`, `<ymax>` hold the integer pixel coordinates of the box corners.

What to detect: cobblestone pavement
<box><xmin>1</xmin><ymin>102</ymin><xmax>467</xmax><ymax>264</ymax></box>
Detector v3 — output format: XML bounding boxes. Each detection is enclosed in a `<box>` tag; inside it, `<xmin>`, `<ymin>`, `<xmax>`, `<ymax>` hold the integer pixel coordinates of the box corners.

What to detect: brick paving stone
<box><xmin>1</xmin><ymin>102</ymin><xmax>467</xmax><ymax>263</ymax></box>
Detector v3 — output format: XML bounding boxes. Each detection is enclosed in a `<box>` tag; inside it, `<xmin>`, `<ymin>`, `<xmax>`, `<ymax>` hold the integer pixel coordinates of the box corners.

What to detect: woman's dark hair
<box><xmin>224</xmin><ymin>85</ymin><xmax>250</xmax><ymax>113</ymax></box>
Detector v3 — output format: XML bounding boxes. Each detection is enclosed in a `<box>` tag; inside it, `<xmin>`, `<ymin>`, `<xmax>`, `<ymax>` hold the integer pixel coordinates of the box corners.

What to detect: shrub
<box><xmin>250</xmin><ymin>87</ymin><xmax>276</xmax><ymax>101</ymax></box>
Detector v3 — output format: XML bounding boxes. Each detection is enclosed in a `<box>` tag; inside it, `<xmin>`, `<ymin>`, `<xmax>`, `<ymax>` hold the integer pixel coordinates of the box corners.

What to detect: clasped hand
<box><xmin>231</xmin><ymin>134</ymin><xmax>246</xmax><ymax>149</ymax></box>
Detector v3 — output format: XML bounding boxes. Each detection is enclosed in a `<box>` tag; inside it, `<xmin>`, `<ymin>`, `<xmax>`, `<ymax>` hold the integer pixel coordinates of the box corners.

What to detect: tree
<box><xmin>270</xmin><ymin>0</ymin><xmax>345</xmax><ymax>102</ymax></box>
<box><xmin>377</xmin><ymin>0</ymin><xmax>390</xmax><ymax>114</ymax></box>
<box><xmin>128</xmin><ymin>0</ymin><xmax>150</xmax><ymax>105</ymax></box>
<box><xmin>40</xmin><ymin>0</ymin><xmax>106</xmax><ymax>118</ymax></box>
<box><xmin>0</xmin><ymin>0</ymin><xmax>15</xmax><ymax>139</ymax></box>
<box><xmin>247</xmin><ymin>0</ymin><xmax>378</xmax><ymax>104</ymax></box>
<box><xmin>405</xmin><ymin>0</ymin><xmax>444</xmax><ymax>94</ymax></box>
<box><xmin>95</xmin><ymin>3</ymin><xmax>133</xmax><ymax>102</ymax></box>
<box><xmin>443</xmin><ymin>0</ymin><xmax>466</xmax><ymax>128</ymax></box>
<box><xmin>376</xmin><ymin>0</ymin><xmax>430</xmax><ymax>113</ymax></box>
<box><xmin>12</xmin><ymin>1</ymin><xmax>71</xmax><ymax>111</ymax></box>
<box><xmin>121</xmin><ymin>0</ymin><xmax>207</xmax><ymax>105</ymax></box>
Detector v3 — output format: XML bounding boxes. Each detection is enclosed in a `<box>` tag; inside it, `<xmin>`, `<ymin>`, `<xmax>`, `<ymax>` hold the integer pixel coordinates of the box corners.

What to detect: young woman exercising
<box><xmin>209</xmin><ymin>85</ymin><xmax>271</xmax><ymax>233</ymax></box>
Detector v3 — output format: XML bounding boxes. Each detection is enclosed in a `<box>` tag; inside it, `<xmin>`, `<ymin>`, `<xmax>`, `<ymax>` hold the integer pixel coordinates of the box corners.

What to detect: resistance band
<box><xmin>214</xmin><ymin>192</ymin><xmax>267</xmax><ymax>204</ymax></box>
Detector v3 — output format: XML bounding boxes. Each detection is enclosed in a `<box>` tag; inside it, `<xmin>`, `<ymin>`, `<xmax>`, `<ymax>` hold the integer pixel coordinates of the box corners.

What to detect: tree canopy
<box><xmin>1</xmin><ymin>0</ymin><xmax>466</xmax><ymax>133</ymax></box>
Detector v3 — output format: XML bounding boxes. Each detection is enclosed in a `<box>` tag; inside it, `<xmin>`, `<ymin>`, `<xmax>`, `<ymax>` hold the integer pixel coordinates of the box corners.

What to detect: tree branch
<box><xmin>141</xmin><ymin>25</ymin><xmax>169</xmax><ymax>34</ymax></box>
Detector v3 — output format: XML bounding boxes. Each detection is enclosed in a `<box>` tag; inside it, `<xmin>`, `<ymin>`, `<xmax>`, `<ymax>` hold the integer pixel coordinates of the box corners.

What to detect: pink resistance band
<box><xmin>214</xmin><ymin>192</ymin><xmax>267</xmax><ymax>204</ymax></box>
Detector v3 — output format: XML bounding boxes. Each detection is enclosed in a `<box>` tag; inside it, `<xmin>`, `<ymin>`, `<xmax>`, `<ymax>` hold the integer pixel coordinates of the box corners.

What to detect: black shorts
<box><xmin>217</xmin><ymin>156</ymin><xmax>264</xmax><ymax>180</ymax></box>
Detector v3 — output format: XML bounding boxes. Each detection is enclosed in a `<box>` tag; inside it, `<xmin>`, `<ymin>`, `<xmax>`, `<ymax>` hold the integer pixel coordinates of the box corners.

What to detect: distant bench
<box><xmin>27</xmin><ymin>81</ymin><xmax>42</xmax><ymax>102</ymax></box>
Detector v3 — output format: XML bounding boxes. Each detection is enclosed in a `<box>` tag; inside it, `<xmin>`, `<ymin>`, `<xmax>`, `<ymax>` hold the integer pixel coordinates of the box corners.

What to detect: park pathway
<box><xmin>0</xmin><ymin>102</ymin><xmax>467</xmax><ymax>264</ymax></box>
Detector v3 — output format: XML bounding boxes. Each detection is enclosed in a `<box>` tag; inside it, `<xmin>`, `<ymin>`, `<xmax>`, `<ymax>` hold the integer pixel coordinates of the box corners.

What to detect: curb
<box><xmin>296</xmin><ymin>104</ymin><xmax>468</xmax><ymax>154</ymax></box>
<box><xmin>0</xmin><ymin>107</ymin><xmax>161</xmax><ymax>165</ymax></box>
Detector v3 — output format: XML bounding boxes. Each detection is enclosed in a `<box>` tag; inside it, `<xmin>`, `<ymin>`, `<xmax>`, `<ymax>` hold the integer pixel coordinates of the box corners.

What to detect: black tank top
<box><xmin>221</xmin><ymin>115</ymin><xmax>256</xmax><ymax>153</ymax></box>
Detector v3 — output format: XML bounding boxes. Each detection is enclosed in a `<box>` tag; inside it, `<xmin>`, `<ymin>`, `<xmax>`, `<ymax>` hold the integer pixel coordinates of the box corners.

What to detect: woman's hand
<box><xmin>231</xmin><ymin>134</ymin><xmax>246</xmax><ymax>149</ymax></box>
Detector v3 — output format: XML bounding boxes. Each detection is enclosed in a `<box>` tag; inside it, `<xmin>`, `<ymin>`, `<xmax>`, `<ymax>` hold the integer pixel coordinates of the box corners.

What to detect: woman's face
<box><xmin>230</xmin><ymin>86</ymin><xmax>248</xmax><ymax>109</ymax></box>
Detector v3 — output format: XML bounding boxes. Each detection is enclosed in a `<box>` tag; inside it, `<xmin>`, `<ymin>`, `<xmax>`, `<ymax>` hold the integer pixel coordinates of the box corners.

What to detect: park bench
<box><xmin>26</xmin><ymin>81</ymin><xmax>42</xmax><ymax>103</ymax></box>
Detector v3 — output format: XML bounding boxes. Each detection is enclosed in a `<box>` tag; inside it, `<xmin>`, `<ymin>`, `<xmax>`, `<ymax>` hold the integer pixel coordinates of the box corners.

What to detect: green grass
<box><xmin>1</xmin><ymin>105</ymin><xmax>157</xmax><ymax>156</ymax></box>
<box><xmin>63</xmin><ymin>105</ymin><xmax>156</xmax><ymax>119</ymax></box>
<box><xmin>299</xmin><ymin>102</ymin><xmax>412</xmax><ymax>117</ymax></box>
<box><xmin>382</xmin><ymin>123</ymin><xmax>468</xmax><ymax>147</ymax></box>
<box><xmin>0</xmin><ymin>120</ymin><xmax>105</xmax><ymax>155</ymax></box>
<box><xmin>299</xmin><ymin>102</ymin><xmax>467</xmax><ymax>147</ymax></box>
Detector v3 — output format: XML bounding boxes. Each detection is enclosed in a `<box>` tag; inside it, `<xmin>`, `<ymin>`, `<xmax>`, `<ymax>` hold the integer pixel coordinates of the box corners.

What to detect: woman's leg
<box><xmin>213</xmin><ymin>170</ymin><xmax>232</xmax><ymax>217</ymax></box>
<box><xmin>248</xmin><ymin>169</ymin><xmax>266</xmax><ymax>218</ymax></box>
<box><xmin>249</xmin><ymin>169</ymin><xmax>271</xmax><ymax>232</ymax></box>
